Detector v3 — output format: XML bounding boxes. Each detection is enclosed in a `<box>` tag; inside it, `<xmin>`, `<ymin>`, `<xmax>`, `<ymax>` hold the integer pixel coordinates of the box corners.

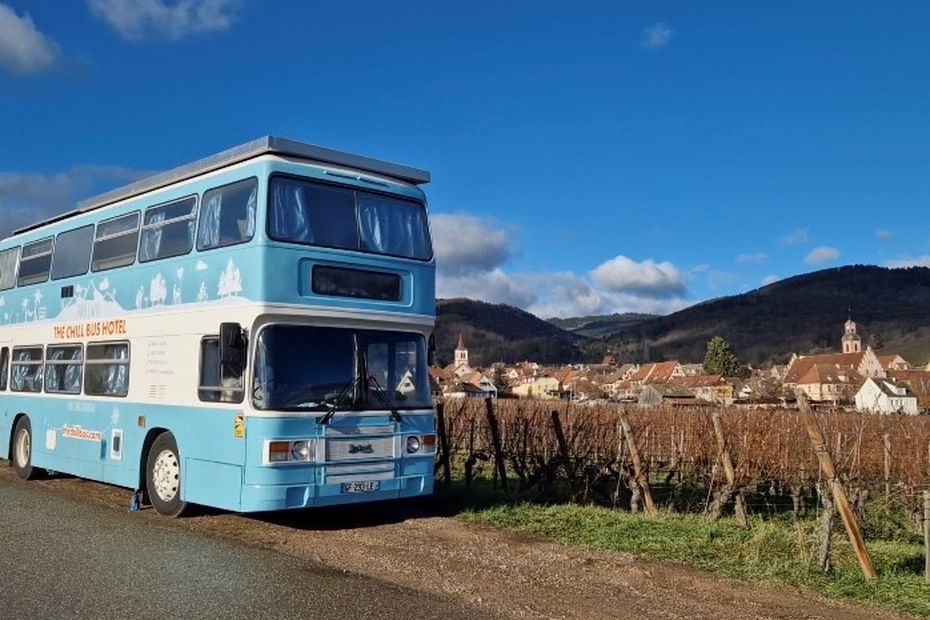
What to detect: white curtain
<box><xmin>271</xmin><ymin>182</ymin><xmax>311</xmax><ymax>242</ymax></box>
<box><xmin>140</xmin><ymin>211</ymin><xmax>166</xmax><ymax>261</ymax></box>
<box><xmin>198</xmin><ymin>193</ymin><xmax>223</xmax><ymax>249</ymax></box>
<box><xmin>106</xmin><ymin>346</ymin><xmax>129</xmax><ymax>395</ymax></box>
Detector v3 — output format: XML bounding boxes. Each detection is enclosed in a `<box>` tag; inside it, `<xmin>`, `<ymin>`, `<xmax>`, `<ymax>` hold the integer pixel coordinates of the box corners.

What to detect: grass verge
<box><xmin>457</xmin><ymin>500</ymin><xmax>929</xmax><ymax>617</ymax></box>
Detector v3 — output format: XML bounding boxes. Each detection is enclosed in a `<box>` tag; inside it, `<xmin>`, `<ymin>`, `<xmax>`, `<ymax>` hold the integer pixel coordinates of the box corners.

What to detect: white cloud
<box><xmin>524</xmin><ymin>270</ymin><xmax>688</xmax><ymax>319</ymax></box>
<box><xmin>0</xmin><ymin>165</ymin><xmax>154</xmax><ymax>238</ymax></box>
<box><xmin>437</xmin><ymin>268</ymin><xmax>537</xmax><ymax>309</ymax></box>
<box><xmin>87</xmin><ymin>0</ymin><xmax>241</xmax><ymax>41</ymax></box>
<box><xmin>886</xmin><ymin>256</ymin><xmax>930</xmax><ymax>268</ymax></box>
<box><xmin>590</xmin><ymin>255</ymin><xmax>686</xmax><ymax>299</ymax></box>
<box><xmin>430</xmin><ymin>213</ymin><xmax>511</xmax><ymax>277</ymax></box>
<box><xmin>805</xmin><ymin>246</ymin><xmax>839</xmax><ymax>265</ymax></box>
<box><xmin>780</xmin><ymin>228</ymin><xmax>809</xmax><ymax>246</ymax></box>
<box><xmin>761</xmin><ymin>274</ymin><xmax>779</xmax><ymax>286</ymax></box>
<box><xmin>431</xmin><ymin>215</ymin><xmax>689</xmax><ymax>318</ymax></box>
<box><xmin>0</xmin><ymin>3</ymin><xmax>58</xmax><ymax>74</ymax></box>
<box><xmin>640</xmin><ymin>22</ymin><xmax>672</xmax><ymax>50</ymax></box>
<box><xmin>736</xmin><ymin>252</ymin><xmax>768</xmax><ymax>264</ymax></box>
<box><xmin>876</xmin><ymin>229</ymin><xmax>892</xmax><ymax>241</ymax></box>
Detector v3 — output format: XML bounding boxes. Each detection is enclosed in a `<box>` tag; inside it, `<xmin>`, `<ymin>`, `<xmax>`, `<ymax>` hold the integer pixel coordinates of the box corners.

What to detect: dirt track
<box><xmin>0</xmin><ymin>466</ymin><xmax>911</xmax><ymax>620</ymax></box>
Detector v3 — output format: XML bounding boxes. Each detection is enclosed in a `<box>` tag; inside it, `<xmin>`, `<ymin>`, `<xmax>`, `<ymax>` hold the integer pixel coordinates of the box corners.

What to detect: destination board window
<box><xmin>51</xmin><ymin>226</ymin><xmax>94</xmax><ymax>281</ymax></box>
<box><xmin>197</xmin><ymin>178</ymin><xmax>257</xmax><ymax>251</ymax></box>
<box><xmin>199</xmin><ymin>338</ymin><xmax>244</xmax><ymax>403</ymax></box>
<box><xmin>84</xmin><ymin>342</ymin><xmax>129</xmax><ymax>397</ymax></box>
<box><xmin>17</xmin><ymin>238</ymin><xmax>54</xmax><ymax>287</ymax></box>
<box><xmin>312</xmin><ymin>265</ymin><xmax>402</xmax><ymax>301</ymax></box>
<box><xmin>140</xmin><ymin>197</ymin><xmax>197</xmax><ymax>262</ymax></box>
<box><xmin>268</xmin><ymin>175</ymin><xmax>432</xmax><ymax>261</ymax></box>
<box><xmin>45</xmin><ymin>344</ymin><xmax>83</xmax><ymax>394</ymax></box>
<box><xmin>10</xmin><ymin>347</ymin><xmax>44</xmax><ymax>393</ymax></box>
<box><xmin>0</xmin><ymin>347</ymin><xmax>8</xmax><ymax>391</ymax></box>
<box><xmin>92</xmin><ymin>212</ymin><xmax>139</xmax><ymax>272</ymax></box>
<box><xmin>0</xmin><ymin>247</ymin><xmax>19</xmax><ymax>291</ymax></box>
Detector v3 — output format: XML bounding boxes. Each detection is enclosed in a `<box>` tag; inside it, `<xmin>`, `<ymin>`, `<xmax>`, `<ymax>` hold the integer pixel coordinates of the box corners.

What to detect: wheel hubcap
<box><xmin>152</xmin><ymin>449</ymin><xmax>180</xmax><ymax>502</ymax></box>
<box><xmin>14</xmin><ymin>428</ymin><xmax>30</xmax><ymax>468</ymax></box>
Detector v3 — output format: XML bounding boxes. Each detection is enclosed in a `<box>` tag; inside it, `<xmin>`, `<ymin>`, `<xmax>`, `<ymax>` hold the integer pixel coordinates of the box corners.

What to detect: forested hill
<box><xmin>549</xmin><ymin>312</ymin><xmax>657</xmax><ymax>338</ymax></box>
<box><xmin>599</xmin><ymin>266</ymin><xmax>930</xmax><ymax>366</ymax></box>
<box><xmin>434</xmin><ymin>298</ymin><xmax>589</xmax><ymax>366</ymax></box>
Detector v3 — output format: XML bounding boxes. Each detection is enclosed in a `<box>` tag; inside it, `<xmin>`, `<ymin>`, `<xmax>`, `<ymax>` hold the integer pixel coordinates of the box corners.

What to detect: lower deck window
<box><xmin>11</xmin><ymin>347</ymin><xmax>44</xmax><ymax>392</ymax></box>
<box><xmin>0</xmin><ymin>347</ymin><xmax>8</xmax><ymax>391</ymax></box>
<box><xmin>199</xmin><ymin>338</ymin><xmax>244</xmax><ymax>403</ymax></box>
<box><xmin>85</xmin><ymin>342</ymin><xmax>129</xmax><ymax>397</ymax></box>
<box><xmin>46</xmin><ymin>344</ymin><xmax>83</xmax><ymax>394</ymax></box>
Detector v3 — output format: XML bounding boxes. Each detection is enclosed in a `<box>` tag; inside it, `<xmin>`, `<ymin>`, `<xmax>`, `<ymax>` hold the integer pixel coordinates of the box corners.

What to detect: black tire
<box><xmin>145</xmin><ymin>433</ymin><xmax>189</xmax><ymax>517</ymax></box>
<box><xmin>11</xmin><ymin>417</ymin><xmax>38</xmax><ymax>480</ymax></box>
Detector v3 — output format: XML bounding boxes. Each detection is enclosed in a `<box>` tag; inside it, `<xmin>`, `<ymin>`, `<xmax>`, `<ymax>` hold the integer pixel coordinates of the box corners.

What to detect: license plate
<box><xmin>342</xmin><ymin>481</ymin><xmax>380</xmax><ymax>493</ymax></box>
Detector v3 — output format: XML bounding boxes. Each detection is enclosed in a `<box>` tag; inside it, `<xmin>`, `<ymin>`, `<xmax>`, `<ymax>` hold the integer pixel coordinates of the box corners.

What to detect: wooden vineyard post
<box><xmin>924</xmin><ymin>491</ymin><xmax>930</xmax><ymax>585</ymax></box>
<box><xmin>883</xmin><ymin>432</ymin><xmax>892</xmax><ymax>500</ymax></box>
<box><xmin>464</xmin><ymin>418</ymin><xmax>477</xmax><ymax>488</ymax></box>
<box><xmin>484</xmin><ymin>397</ymin><xmax>508</xmax><ymax>491</ymax></box>
<box><xmin>711</xmin><ymin>409</ymin><xmax>748</xmax><ymax>527</ymax></box>
<box><xmin>798</xmin><ymin>393</ymin><xmax>878</xmax><ymax>583</ymax></box>
<box><xmin>551</xmin><ymin>410</ymin><xmax>576</xmax><ymax>482</ymax></box>
<box><xmin>618</xmin><ymin>409</ymin><xmax>656</xmax><ymax>515</ymax></box>
<box><xmin>435</xmin><ymin>402</ymin><xmax>452</xmax><ymax>487</ymax></box>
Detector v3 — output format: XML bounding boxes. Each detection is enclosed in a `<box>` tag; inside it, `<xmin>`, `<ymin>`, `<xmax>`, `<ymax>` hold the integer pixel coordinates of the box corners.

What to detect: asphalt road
<box><xmin>0</xmin><ymin>475</ymin><xmax>495</xmax><ymax>620</ymax></box>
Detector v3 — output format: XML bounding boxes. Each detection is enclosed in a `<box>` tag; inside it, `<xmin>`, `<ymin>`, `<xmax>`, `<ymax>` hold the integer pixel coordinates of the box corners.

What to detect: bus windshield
<box><xmin>268</xmin><ymin>175</ymin><xmax>432</xmax><ymax>261</ymax></box>
<box><xmin>252</xmin><ymin>325</ymin><xmax>432</xmax><ymax>412</ymax></box>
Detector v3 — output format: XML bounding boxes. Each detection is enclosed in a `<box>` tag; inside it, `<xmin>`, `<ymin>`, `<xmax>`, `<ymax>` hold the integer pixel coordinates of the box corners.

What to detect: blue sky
<box><xmin>1</xmin><ymin>1</ymin><xmax>929</xmax><ymax>318</ymax></box>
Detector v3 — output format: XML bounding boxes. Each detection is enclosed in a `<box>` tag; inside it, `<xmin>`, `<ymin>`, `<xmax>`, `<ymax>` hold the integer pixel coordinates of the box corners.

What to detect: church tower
<box><xmin>842</xmin><ymin>319</ymin><xmax>862</xmax><ymax>354</ymax></box>
<box><xmin>454</xmin><ymin>334</ymin><xmax>469</xmax><ymax>368</ymax></box>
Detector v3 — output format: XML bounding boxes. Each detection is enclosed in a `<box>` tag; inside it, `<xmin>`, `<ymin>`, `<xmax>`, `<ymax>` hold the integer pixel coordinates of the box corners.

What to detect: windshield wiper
<box><xmin>366</xmin><ymin>375</ymin><xmax>402</xmax><ymax>423</ymax></box>
<box><xmin>317</xmin><ymin>376</ymin><xmax>359</xmax><ymax>425</ymax></box>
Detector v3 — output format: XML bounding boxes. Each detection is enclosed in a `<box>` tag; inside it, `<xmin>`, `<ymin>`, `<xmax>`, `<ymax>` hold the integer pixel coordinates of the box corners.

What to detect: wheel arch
<box><xmin>138</xmin><ymin>427</ymin><xmax>170</xmax><ymax>492</ymax></box>
<box><xmin>6</xmin><ymin>412</ymin><xmax>30</xmax><ymax>461</ymax></box>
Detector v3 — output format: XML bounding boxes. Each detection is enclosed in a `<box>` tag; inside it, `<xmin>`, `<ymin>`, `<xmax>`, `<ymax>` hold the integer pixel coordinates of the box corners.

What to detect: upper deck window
<box><xmin>140</xmin><ymin>197</ymin><xmax>197</xmax><ymax>262</ymax></box>
<box><xmin>268</xmin><ymin>176</ymin><xmax>432</xmax><ymax>261</ymax></box>
<box><xmin>0</xmin><ymin>247</ymin><xmax>19</xmax><ymax>291</ymax></box>
<box><xmin>197</xmin><ymin>178</ymin><xmax>257</xmax><ymax>251</ymax></box>
<box><xmin>92</xmin><ymin>212</ymin><xmax>139</xmax><ymax>272</ymax></box>
<box><xmin>51</xmin><ymin>225</ymin><xmax>93</xmax><ymax>280</ymax></box>
<box><xmin>17</xmin><ymin>238</ymin><xmax>54</xmax><ymax>287</ymax></box>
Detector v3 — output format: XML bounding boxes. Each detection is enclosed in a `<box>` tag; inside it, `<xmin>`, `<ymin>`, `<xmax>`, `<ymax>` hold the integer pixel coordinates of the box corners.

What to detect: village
<box><xmin>431</xmin><ymin>319</ymin><xmax>930</xmax><ymax>415</ymax></box>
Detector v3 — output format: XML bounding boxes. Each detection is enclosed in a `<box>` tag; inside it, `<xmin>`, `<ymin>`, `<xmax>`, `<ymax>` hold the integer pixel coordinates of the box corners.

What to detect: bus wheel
<box><xmin>146</xmin><ymin>433</ymin><xmax>189</xmax><ymax>517</ymax></box>
<box><xmin>11</xmin><ymin>417</ymin><xmax>38</xmax><ymax>480</ymax></box>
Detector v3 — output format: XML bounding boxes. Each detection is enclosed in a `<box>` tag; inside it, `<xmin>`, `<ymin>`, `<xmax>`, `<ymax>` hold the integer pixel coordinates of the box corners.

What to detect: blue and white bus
<box><xmin>0</xmin><ymin>137</ymin><xmax>437</xmax><ymax>516</ymax></box>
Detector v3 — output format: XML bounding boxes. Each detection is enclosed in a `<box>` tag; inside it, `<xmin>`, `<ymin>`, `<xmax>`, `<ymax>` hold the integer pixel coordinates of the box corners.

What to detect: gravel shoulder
<box><xmin>0</xmin><ymin>466</ymin><xmax>912</xmax><ymax>620</ymax></box>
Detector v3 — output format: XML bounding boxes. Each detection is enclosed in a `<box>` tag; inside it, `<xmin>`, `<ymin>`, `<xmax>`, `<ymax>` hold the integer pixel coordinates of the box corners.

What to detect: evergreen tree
<box><xmin>703</xmin><ymin>336</ymin><xmax>741</xmax><ymax>377</ymax></box>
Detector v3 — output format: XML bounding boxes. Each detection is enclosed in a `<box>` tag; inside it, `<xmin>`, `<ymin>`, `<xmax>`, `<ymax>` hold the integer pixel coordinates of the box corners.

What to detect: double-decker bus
<box><xmin>0</xmin><ymin>137</ymin><xmax>436</xmax><ymax>516</ymax></box>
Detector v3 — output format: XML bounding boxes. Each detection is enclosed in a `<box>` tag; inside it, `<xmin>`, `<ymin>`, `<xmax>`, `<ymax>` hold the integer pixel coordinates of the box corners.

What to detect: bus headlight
<box><xmin>266</xmin><ymin>439</ymin><xmax>315</xmax><ymax>464</ymax></box>
<box><xmin>406</xmin><ymin>435</ymin><xmax>421</xmax><ymax>454</ymax></box>
<box><xmin>291</xmin><ymin>441</ymin><xmax>310</xmax><ymax>461</ymax></box>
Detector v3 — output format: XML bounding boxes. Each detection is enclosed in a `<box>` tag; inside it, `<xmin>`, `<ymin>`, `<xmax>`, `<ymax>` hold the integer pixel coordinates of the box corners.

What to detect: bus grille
<box><xmin>325</xmin><ymin>436</ymin><xmax>395</xmax><ymax>462</ymax></box>
<box><xmin>325</xmin><ymin>462</ymin><xmax>396</xmax><ymax>484</ymax></box>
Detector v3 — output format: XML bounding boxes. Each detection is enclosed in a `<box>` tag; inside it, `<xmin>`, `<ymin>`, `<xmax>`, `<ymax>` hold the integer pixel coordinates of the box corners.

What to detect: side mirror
<box><xmin>220</xmin><ymin>322</ymin><xmax>245</xmax><ymax>372</ymax></box>
<box><xmin>428</xmin><ymin>334</ymin><xmax>436</xmax><ymax>366</ymax></box>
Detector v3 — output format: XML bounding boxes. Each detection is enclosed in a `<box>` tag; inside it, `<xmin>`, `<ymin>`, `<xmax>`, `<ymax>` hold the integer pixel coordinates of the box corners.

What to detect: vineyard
<box><xmin>438</xmin><ymin>398</ymin><xmax>930</xmax><ymax>529</ymax></box>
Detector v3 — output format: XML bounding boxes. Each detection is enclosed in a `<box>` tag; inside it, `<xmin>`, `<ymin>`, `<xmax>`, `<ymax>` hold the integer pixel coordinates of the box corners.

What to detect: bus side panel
<box><xmin>98</xmin><ymin>403</ymin><xmax>247</xmax><ymax>499</ymax></box>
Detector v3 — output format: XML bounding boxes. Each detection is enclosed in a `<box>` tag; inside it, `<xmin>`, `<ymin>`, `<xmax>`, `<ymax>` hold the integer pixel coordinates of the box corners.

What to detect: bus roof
<box><xmin>13</xmin><ymin>136</ymin><xmax>431</xmax><ymax>237</ymax></box>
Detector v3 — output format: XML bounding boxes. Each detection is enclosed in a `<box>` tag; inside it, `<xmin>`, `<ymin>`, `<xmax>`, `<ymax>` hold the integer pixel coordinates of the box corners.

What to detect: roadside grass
<box><xmin>446</xmin><ymin>494</ymin><xmax>930</xmax><ymax>617</ymax></box>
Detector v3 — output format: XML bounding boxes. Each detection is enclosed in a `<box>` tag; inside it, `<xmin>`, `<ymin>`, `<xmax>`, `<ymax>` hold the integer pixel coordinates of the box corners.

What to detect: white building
<box><xmin>855</xmin><ymin>377</ymin><xmax>919</xmax><ymax>415</ymax></box>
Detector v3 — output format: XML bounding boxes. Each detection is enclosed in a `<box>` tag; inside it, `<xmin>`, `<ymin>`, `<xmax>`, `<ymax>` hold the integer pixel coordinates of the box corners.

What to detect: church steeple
<box><xmin>454</xmin><ymin>334</ymin><xmax>469</xmax><ymax>367</ymax></box>
<box><xmin>842</xmin><ymin>319</ymin><xmax>862</xmax><ymax>354</ymax></box>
